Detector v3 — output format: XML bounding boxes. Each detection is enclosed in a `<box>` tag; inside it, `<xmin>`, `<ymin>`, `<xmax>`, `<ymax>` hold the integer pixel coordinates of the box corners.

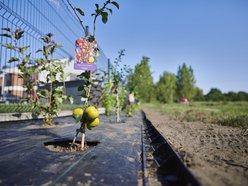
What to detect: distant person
<box><xmin>126</xmin><ymin>91</ymin><xmax>136</xmax><ymax>116</ymax></box>
<box><xmin>128</xmin><ymin>92</ymin><xmax>135</xmax><ymax>103</ymax></box>
<box><xmin>180</xmin><ymin>97</ymin><xmax>188</xmax><ymax>104</ymax></box>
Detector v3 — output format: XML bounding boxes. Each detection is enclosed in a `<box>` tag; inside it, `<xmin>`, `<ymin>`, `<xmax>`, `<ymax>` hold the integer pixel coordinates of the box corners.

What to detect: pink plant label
<box><xmin>74</xmin><ymin>37</ymin><xmax>99</xmax><ymax>71</ymax></box>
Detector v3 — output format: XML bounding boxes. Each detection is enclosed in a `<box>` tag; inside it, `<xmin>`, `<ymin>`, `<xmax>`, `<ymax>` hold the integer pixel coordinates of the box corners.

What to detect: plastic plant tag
<box><xmin>74</xmin><ymin>36</ymin><xmax>99</xmax><ymax>71</ymax></box>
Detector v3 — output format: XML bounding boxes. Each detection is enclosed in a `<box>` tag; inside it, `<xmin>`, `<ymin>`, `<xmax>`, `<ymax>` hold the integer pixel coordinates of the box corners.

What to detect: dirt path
<box><xmin>143</xmin><ymin>109</ymin><xmax>248</xmax><ymax>186</ymax></box>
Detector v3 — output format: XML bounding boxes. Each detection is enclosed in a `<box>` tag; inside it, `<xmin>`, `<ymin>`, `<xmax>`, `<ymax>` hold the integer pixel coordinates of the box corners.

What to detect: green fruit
<box><xmin>84</xmin><ymin>106</ymin><xmax>99</xmax><ymax>122</ymax></box>
<box><xmin>87</xmin><ymin>118</ymin><xmax>100</xmax><ymax>130</ymax></box>
<box><xmin>72</xmin><ymin>107</ymin><xmax>84</xmax><ymax>122</ymax></box>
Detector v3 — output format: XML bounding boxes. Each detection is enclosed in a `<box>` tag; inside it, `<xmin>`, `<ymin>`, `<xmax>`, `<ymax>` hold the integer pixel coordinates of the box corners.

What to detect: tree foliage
<box><xmin>206</xmin><ymin>90</ymin><xmax>248</xmax><ymax>102</ymax></box>
<box><xmin>1</xmin><ymin>29</ymin><xmax>72</xmax><ymax>125</ymax></box>
<box><xmin>101</xmin><ymin>81</ymin><xmax>115</xmax><ymax>116</ymax></box>
<box><xmin>156</xmin><ymin>71</ymin><xmax>176</xmax><ymax>103</ymax></box>
<box><xmin>193</xmin><ymin>87</ymin><xmax>205</xmax><ymax>101</ymax></box>
<box><xmin>176</xmin><ymin>63</ymin><xmax>196</xmax><ymax>100</ymax></box>
<box><xmin>100</xmin><ymin>50</ymin><xmax>131</xmax><ymax>121</ymax></box>
<box><xmin>224</xmin><ymin>91</ymin><xmax>248</xmax><ymax>101</ymax></box>
<box><xmin>206</xmin><ymin>88</ymin><xmax>225</xmax><ymax>101</ymax></box>
<box><xmin>127</xmin><ymin>56</ymin><xmax>154</xmax><ymax>102</ymax></box>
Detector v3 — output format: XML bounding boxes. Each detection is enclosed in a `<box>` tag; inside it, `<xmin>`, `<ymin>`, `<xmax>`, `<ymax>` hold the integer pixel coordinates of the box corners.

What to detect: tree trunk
<box><xmin>81</xmin><ymin>123</ymin><xmax>86</xmax><ymax>150</ymax></box>
<box><xmin>116</xmin><ymin>89</ymin><xmax>120</xmax><ymax>123</ymax></box>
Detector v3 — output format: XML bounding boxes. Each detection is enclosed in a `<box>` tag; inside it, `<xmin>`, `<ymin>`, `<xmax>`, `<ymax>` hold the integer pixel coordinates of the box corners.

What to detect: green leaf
<box><xmin>78</xmin><ymin>71</ymin><xmax>91</xmax><ymax>80</ymax></box>
<box><xmin>43</xmin><ymin>46</ymin><xmax>49</xmax><ymax>57</ymax></box>
<box><xmin>53</xmin><ymin>80</ymin><xmax>60</xmax><ymax>85</ymax></box>
<box><xmin>101</xmin><ymin>12</ymin><xmax>108</xmax><ymax>24</ymax></box>
<box><xmin>0</xmin><ymin>34</ymin><xmax>11</xmax><ymax>38</ymax></box>
<box><xmin>36</xmin><ymin>49</ymin><xmax>42</xmax><ymax>53</ymax></box>
<box><xmin>84</xmin><ymin>87</ymin><xmax>89</xmax><ymax>93</ymax></box>
<box><xmin>25</xmin><ymin>84</ymin><xmax>34</xmax><ymax>92</ymax></box>
<box><xmin>1</xmin><ymin>28</ymin><xmax>11</xmax><ymax>32</ymax></box>
<box><xmin>78</xmin><ymin>86</ymin><xmax>85</xmax><ymax>91</ymax></box>
<box><xmin>62</xmin><ymin>95</ymin><xmax>67</xmax><ymax>100</ymax></box>
<box><xmin>55</xmin><ymin>86</ymin><xmax>63</xmax><ymax>92</ymax></box>
<box><xmin>95</xmin><ymin>4</ymin><xmax>99</xmax><ymax>10</ymax></box>
<box><xmin>18</xmin><ymin>74</ymin><xmax>24</xmax><ymax>79</ymax></box>
<box><xmin>76</xmin><ymin>8</ymin><xmax>85</xmax><ymax>16</ymax></box>
<box><xmin>22</xmin><ymin>53</ymin><xmax>31</xmax><ymax>64</ymax></box>
<box><xmin>107</xmin><ymin>8</ymin><xmax>113</xmax><ymax>14</ymax></box>
<box><xmin>81</xmin><ymin>93</ymin><xmax>87</xmax><ymax>98</ymax></box>
<box><xmin>56</xmin><ymin>97</ymin><xmax>63</xmax><ymax>104</ymax></box>
<box><xmin>26</xmin><ymin>66</ymin><xmax>36</xmax><ymax>75</ymax></box>
<box><xmin>68</xmin><ymin>96</ymin><xmax>74</xmax><ymax>104</ymax></box>
<box><xmin>41</xmin><ymin>36</ymin><xmax>49</xmax><ymax>43</ymax></box>
<box><xmin>19</xmin><ymin>45</ymin><xmax>30</xmax><ymax>54</ymax></box>
<box><xmin>50</xmin><ymin>75</ymin><xmax>55</xmax><ymax>82</ymax></box>
<box><xmin>2</xmin><ymin>43</ymin><xmax>15</xmax><ymax>49</ymax></box>
<box><xmin>87</xmin><ymin>35</ymin><xmax>95</xmax><ymax>42</ymax></box>
<box><xmin>47</xmin><ymin>33</ymin><xmax>53</xmax><ymax>38</ymax></box>
<box><xmin>17</xmin><ymin>65</ymin><xmax>25</xmax><ymax>72</ymax></box>
<box><xmin>111</xmin><ymin>1</ymin><xmax>119</xmax><ymax>9</ymax></box>
<box><xmin>35</xmin><ymin>58</ymin><xmax>45</xmax><ymax>65</ymax></box>
<box><xmin>50</xmin><ymin>45</ymin><xmax>55</xmax><ymax>55</ymax></box>
<box><xmin>55</xmin><ymin>44</ymin><xmax>62</xmax><ymax>48</ymax></box>
<box><xmin>8</xmin><ymin>57</ymin><xmax>19</xmax><ymax>63</ymax></box>
<box><xmin>37</xmin><ymin>89</ymin><xmax>49</xmax><ymax>98</ymax></box>
<box><xmin>14</xmin><ymin>29</ymin><xmax>24</xmax><ymax>40</ymax></box>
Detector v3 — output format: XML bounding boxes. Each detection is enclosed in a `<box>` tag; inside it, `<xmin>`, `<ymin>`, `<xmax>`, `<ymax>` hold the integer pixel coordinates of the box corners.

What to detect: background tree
<box><xmin>206</xmin><ymin>88</ymin><xmax>225</xmax><ymax>101</ymax></box>
<box><xmin>224</xmin><ymin>91</ymin><xmax>237</xmax><ymax>101</ymax></box>
<box><xmin>192</xmin><ymin>87</ymin><xmax>205</xmax><ymax>101</ymax></box>
<box><xmin>156</xmin><ymin>71</ymin><xmax>176</xmax><ymax>103</ymax></box>
<box><xmin>176</xmin><ymin>63</ymin><xmax>196</xmax><ymax>100</ymax></box>
<box><xmin>224</xmin><ymin>91</ymin><xmax>248</xmax><ymax>101</ymax></box>
<box><xmin>236</xmin><ymin>91</ymin><xmax>248</xmax><ymax>101</ymax></box>
<box><xmin>127</xmin><ymin>56</ymin><xmax>154</xmax><ymax>102</ymax></box>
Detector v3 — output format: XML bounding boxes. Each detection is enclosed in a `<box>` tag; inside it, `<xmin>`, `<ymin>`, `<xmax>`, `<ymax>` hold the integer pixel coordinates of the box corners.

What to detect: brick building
<box><xmin>0</xmin><ymin>67</ymin><xmax>39</xmax><ymax>102</ymax></box>
<box><xmin>0</xmin><ymin>59</ymin><xmax>105</xmax><ymax>104</ymax></box>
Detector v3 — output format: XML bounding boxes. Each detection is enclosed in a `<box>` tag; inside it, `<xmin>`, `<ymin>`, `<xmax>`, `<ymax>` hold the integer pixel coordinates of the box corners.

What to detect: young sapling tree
<box><xmin>67</xmin><ymin>0</ymin><xmax>120</xmax><ymax>149</ymax></box>
<box><xmin>110</xmin><ymin>50</ymin><xmax>131</xmax><ymax>122</ymax></box>
<box><xmin>1</xmin><ymin>29</ymin><xmax>73</xmax><ymax>125</ymax></box>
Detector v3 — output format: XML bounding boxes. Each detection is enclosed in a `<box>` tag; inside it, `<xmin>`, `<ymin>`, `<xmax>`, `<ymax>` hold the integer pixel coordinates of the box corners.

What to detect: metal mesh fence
<box><xmin>0</xmin><ymin>0</ymin><xmax>109</xmax><ymax>103</ymax></box>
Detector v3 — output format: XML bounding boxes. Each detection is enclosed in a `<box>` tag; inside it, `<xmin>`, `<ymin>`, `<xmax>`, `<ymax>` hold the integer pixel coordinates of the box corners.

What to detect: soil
<box><xmin>44</xmin><ymin>141</ymin><xmax>98</xmax><ymax>153</ymax></box>
<box><xmin>143</xmin><ymin>108</ymin><xmax>248</xmax><ymax>186</ymax></box>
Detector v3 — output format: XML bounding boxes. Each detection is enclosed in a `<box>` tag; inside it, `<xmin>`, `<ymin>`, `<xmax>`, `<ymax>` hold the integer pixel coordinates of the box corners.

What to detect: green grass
<box><xmin>0</xmin><ymin>103</ymin><xmax>33</xmax><ymax>113</ymax></box>
<box><xmin>142</xmin><ymin>102</ymin><xmax>248</xmax><ymax>129</ymax></box>
<box><xmin>0</xmin><ymin>103</ymin><xmax>82</xmax><ymax>113</ymax></box>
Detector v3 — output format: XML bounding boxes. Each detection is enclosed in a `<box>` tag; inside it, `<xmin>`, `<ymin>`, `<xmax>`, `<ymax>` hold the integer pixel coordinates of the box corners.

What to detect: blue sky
<box><xmin>74</xmin><ymin>0</ymin><xmax>248</xmax><ymax>94</ymax></box>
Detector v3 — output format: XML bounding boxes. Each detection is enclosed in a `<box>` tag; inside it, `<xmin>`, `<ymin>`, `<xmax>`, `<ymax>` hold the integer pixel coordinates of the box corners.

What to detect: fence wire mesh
<box><xmin>0</xmin><ymin>0</ymin><xmax>108</xmax><ymax>104</ymax></box>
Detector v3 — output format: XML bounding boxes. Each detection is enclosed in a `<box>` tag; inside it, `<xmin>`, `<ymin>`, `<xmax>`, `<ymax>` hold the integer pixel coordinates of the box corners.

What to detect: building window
<box><xmin>5</xmin><ymin>73</ymin><xmax>12</xmax><ymax>86</ymax></box>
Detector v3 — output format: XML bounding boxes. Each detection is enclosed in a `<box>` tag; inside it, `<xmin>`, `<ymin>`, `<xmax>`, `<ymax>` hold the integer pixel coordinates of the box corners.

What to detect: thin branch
<box><xmin>93</xmin><ymin>15</ymin><xmax>97</xmax><ymax>37</ymax></box>
<box><xmin>84</xmin><ymin>71</ymin><xmax>92</xmax><ymax>107</ymax></box>
<box><xmin>66</xmin><ymin>0</ymin><xmax>87</xmax><ymax>35</ymax></box>
<box><xmin>93</xmin><ymin>0</ymin><xmax>111</xmax><ymax>37</ymax></box>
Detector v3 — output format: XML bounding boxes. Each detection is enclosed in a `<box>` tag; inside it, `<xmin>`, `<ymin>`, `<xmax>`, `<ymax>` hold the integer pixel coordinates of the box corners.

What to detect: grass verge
<box><xmin>0</xmin><ymin>104</ymin><xmax>82</xmax><ymax>113</ymax></box>
<box><xmin>142</xmin><ymin>102</ymin><xmax>248</xmax><ymax>129</ymax></box>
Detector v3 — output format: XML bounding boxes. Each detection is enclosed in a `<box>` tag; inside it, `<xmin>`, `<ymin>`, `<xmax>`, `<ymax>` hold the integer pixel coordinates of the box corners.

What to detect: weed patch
<box><xmin>217</xmin><ymin>115</ymin><xmax>248</xmax><ymax>129</ymax></box>
<box><xmin>142</xmin><ymin>102</ymin><xmax>248</xmax><ymax>128</ymax></box>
